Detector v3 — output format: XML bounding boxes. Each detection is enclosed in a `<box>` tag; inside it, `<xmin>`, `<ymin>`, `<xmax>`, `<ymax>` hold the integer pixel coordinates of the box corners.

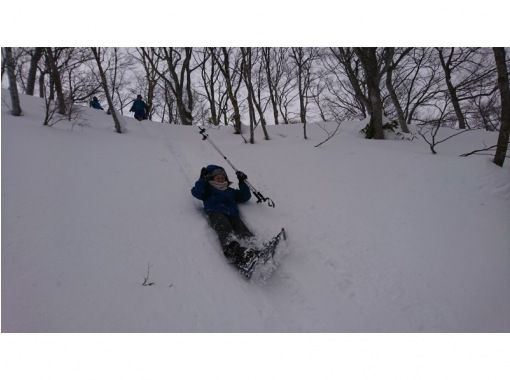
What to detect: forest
<box><xmin>3</xmin><ymin>47</ymin><xmax>510</xmax><ymax>166</ymax></box>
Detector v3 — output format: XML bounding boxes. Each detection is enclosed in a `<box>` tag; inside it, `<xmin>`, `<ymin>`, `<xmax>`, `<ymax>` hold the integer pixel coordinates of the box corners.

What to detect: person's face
<box><xmin>213</xmin><ymin>174</ymin><xmax>226</xmax><ymax>182</ymax></box>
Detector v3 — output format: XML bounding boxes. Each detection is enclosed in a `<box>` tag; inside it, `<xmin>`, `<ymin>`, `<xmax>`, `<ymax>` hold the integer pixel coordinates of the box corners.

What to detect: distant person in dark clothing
<box><xmin>89</xmin><ymin>96</ymin><xmax>103</xmax><ymax>110</ymax></box>
<box><xmin>129</xmin><ymin>95</ymin><xmax>148</xmax><ymax>121</ymax></box>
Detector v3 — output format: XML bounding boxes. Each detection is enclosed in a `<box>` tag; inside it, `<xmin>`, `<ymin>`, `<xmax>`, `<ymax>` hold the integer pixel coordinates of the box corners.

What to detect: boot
<box><xmin>225</xmin><ymin>241</ymin><xmax>259</xmax><ymax>275</ymax></box>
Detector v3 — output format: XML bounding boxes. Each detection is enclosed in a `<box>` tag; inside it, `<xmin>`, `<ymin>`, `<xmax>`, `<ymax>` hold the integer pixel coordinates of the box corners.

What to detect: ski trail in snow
<box><xmin>166</xmin><ymin>140</ymin><xmax>195</xmax><ymax>187</ymax></box>
<box><xmin>164</xmin><ymin>131</ymin><xmax>316</xmax><ymax>328</ymax></box>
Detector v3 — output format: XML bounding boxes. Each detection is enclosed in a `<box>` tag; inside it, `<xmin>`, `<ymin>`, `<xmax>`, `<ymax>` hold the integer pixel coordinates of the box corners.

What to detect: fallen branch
<box><xmin>460</xmin><ymin>145</ymin><xmax>498</xmax><ymax>157</ymax></box>
<box><xmin>314</xmin><ymin>121</ymin><xmax>341</xmax><ymax>148</ymax></box>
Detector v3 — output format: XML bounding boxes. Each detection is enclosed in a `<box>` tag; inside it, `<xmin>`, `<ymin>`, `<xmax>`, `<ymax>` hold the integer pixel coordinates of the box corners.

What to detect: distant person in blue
<box><xmin>129</xmin><ymin>95</ymin><xmax>148</xmax><ymax>121</ymax></box>
<box><xmin>89</xmin><ymin>96</ymin><xmax>103</xmax><ymax>110</ymax></box>
<box><xmin>191</xmin><ymin>165</ymin><xmax>256</xmax><ymax>273</ymax></box>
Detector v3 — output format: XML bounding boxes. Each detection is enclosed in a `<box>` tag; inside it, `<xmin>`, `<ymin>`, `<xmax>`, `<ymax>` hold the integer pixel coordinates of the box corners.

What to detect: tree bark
<box><xmin>241</xmin><ymin>48</ymin><xmax>256</xmax><ymax>142</ymax></box>
<box><xmin>262</xmin><ymin>48</ymin><xmax>280</xmax><ymax>125</ymax></box>
<box><xmin>45</xmin><ymin>48</ymin><xmax>67</xmax><ymax>115</ymax></box>
<box><xmin>437</xmin><ymin>48</ymin><xmax>467</xmax><ymax>129</ymax></box>
<box><xmin>26</xmin><ymin>47</ymin><xmax>43</xmax><ymax>96</ymax></box>
<box><xmin>211</xmin><ymin>48</ymin><xmax>242</xmax><ymax>134</ymax></box>
<box><xmin>354</xmin><ymin>48</ymin><xmax>384</xmax><ymax>139</ymax></box>
<box><xmin>4</xmin><ymin>48</ymin><xmax>23</xmax><ymax>116</ymax></box>
<box><xmin>384</xmin><ymin>47</ymin><xmax>410</xmax><ymax>133</ymax></box>
<box><xmin>241</xmin><ymin>48</ymin><xmax>269</xmax><ymax>142</ymax></box>
<box><xmin>291</xmin><ymin>48</ymin><xmax>307</xmax><ymax>124</ymax></box>
<box><xmin>492</xmin><ymin>47</ymin><xmax>510</xmax><ymax>167</ymax></box>
<box><xmin>142</xmin><ymin>48</ymin><xmax>193</xmax><ymax>125</ymax></box>
<box><xmin>164</xmin><ymin>48</ymin><xmax>193</xmax><ymax>125</ymax></box>
<box><xmin>91</xmin><ymin>48</ymin><xmax>122</xmax><ymax>134</ymax></box>
<box><xmin>200</xmin><ymin>49</ymin><xmax>219</xmax><ymax>125</ymax></box>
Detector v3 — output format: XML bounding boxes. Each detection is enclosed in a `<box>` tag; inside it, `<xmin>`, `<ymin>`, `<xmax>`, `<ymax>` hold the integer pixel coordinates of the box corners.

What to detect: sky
<box><xmin>1</xmin><ymin>1</ymin><xmax>509</xmax><ymax>46</ymax></box>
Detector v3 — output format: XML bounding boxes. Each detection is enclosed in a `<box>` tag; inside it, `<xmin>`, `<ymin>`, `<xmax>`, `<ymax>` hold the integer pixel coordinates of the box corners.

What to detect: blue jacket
<box><xmin>130</xmin><ymin>99</ymin><xmax>147</xmax><ymax>114</ymax></box>
<box><xmin>191</xmin><ymin>165</ymin><xmax>251</xmax><ymax>217</ymax></box>
<box><xmin>89</xmin><ymin>99</ymin><xmax>103</xmax><ymax>110</ymax></box>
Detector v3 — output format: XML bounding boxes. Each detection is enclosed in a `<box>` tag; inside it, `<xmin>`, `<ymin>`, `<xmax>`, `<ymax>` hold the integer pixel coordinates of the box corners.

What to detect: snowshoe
<box><xmin>241</xmin><ymin>228</ymin><xmax>287</xmax><ymax>280</ymax></box>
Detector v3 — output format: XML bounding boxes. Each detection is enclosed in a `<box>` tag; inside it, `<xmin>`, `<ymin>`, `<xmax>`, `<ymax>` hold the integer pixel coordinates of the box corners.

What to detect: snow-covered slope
<box><xmin>2</xmin><ymin>93</ymin><xmax>510</xmax><ymax>332</ymax></box>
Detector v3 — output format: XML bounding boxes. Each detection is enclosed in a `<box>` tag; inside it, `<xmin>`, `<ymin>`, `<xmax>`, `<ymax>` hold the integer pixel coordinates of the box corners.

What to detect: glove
<box><xmin>200</xmin><ymin>167</ymin><xmax>208</xmax><ymax>180</ymax></box>
<box><xmin>236</xmin><ymin>171</ymin><xmax>248</xmax><ymax>182</ymax></box>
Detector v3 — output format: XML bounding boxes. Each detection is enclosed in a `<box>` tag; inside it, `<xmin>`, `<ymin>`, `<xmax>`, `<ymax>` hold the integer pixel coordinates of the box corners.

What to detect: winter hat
<box><xmin>210</xmin><ymin>167</ymin><xmax>227</xmax><ymax>178</ymax></box>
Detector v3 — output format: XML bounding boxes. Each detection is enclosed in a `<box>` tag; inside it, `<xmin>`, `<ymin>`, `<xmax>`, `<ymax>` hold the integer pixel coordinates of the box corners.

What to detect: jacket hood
<box><xmin>205</xmin><ymin>164</ymin><xmax>231</xmax><ymax>183</ymax></box>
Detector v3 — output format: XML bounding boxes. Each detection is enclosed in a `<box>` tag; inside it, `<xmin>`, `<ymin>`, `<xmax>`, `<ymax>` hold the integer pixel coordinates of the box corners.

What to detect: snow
<box><xmin>2</xmin><ymin>93</ymin><xmax>510</xmax><ymax>333</ymax></box>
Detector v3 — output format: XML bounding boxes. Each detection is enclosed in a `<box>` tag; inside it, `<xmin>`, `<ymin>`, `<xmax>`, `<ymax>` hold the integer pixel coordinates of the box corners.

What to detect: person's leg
<box><xmin>229</xmin><ymin>215</ymin><xmax>254</xmax><ymax>240</ymax></box>
<box><xmin>207</xmin><ymin>212</ymin><xmax>234</xmax><ymax>247</ymax></box>
<box><xmin>207</xmin><ymin>212</ymin><xmax>244</xmax><ymax>264</ymax></box>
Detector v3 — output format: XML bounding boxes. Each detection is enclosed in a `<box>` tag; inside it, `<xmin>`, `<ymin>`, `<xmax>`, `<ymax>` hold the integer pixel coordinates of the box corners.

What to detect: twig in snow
<box><xmin>459</xmin><ymin>145</ymin><xmax>498</xmax><ymax>157</ymax></box>
<box><xmin>142</xmin><ymin>262</ymin><xmax>155</xmax><ymax>286</ymax></box>
<box><xmin>314</xmin><ymin>121</ymin><xmax>341</xmax><ymax>148</ymax></box>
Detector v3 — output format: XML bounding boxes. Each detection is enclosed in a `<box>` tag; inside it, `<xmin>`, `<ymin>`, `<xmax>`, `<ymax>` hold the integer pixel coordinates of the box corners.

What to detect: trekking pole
<box><xmin>198</xmin><ymin>127</ymin><xmax>275</xmax><ymax>208</ymax></box>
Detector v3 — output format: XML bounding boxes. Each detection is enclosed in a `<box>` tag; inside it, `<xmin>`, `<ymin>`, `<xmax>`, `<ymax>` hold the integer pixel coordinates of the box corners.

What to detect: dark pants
<box><xmin>207</xmin><ymin>212</ymin><xmax>254</xmax><ymax>264</ymax></box>
<box><xmin>134</xmin><ymin>111</ymin><xmax>146</xmax><ymax>121</ymax></box>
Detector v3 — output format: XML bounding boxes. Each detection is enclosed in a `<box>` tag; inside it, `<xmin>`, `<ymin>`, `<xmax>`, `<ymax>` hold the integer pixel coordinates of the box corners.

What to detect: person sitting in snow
<box><xmin>191</xmin><ymin>165</ymin><xmax>257</xmax><ymax>273</ymax></box>
<box><xmin>129</xmin><ymin>95</ymin><xmax>148</xmax><ymax>121</ymax></box>
<box><xmin>89</xmin><ymin>96</ymin><xmax>103</xmax><ymax>110</ymax></box>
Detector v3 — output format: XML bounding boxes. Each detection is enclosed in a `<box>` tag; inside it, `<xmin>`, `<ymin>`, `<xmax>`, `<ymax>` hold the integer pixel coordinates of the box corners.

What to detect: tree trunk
<box><xmin>45</xmin><ymin>48</ymin><xmax>67</xmax><ymax>115</ymax></box>
<box><xmin>262</xmin><ymin>48</ymin><xmax>280</xmax><ymax>125</ymax></box>
<box><xmin>26</xmin><ymin>47</ymin><xmax>43</xmax><ymax>96</ymax></box>
<box><xmin>91</xmin><ymin>48</ymin><xmax>122</xmax><ymax>134</ymax></box>
<box><xmin>212</xmin><ymin>48</ymin><xmax>242</xmax><ymax>133</ymax></box>
<box><xmin>38</xmin><ymin>68</ymin><xmax>46</xmax><ymax>98</ymax></box>
<box><xmin>355</xmin><ymin>48</ymin><xmax>384</xmax><ymax>139</ymax></box>
<box><xmin>492</xmin><ymin>47</ymin><xmax>510</xmax><ymax>167</ymax></box>
<box><xmin>438</xmin><ymin>48</ymin><xmax>467</xmax><ymax>129</ymax></box>
<box><xmin>4</xmin><ymin>48</ymin><xmax>23</xmax><ymax>116</ymax></box>
<box><xmin>164</xmin><ymin>48</ymin><xmax>193</xmax><ymax>125</ymax></box>
<box><xmin>208</xmin><ymin>54</ymin><xmax>218</xmax><ymax>125</ymax></box>
<box><xmin>385</xmin><ymin>48</ymin><xmax>410</xmax><ymax>133</ymax></box>
<box><xmin>241</xmin><ymin>48</ymin><xmax>269</xmax><ymax>142</ymax></box>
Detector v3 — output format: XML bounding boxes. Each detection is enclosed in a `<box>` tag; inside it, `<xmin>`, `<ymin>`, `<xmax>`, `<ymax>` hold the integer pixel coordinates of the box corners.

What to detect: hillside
<box><xmin>2</xmin><ymin>93</ymin><xmax>510</xmax><ymax>332</ymax></box>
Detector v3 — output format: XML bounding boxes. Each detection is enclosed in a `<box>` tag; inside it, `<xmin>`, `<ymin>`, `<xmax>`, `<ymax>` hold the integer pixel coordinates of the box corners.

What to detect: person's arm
<box><xmin>234</xmin><ymin>180</ymin><xmax>251</xmax><ymax>203</ymax></box>
<box><xmin>191</xmin><ymin>168</ymin><xmax>210</xmax><ymax>200</ymax></box>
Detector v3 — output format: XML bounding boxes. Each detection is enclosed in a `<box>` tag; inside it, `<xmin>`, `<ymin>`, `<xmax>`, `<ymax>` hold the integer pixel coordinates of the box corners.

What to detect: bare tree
<box><xmin>492</xmin><ymin>47</ymin><xmax>510</xmax><ymax>167</ymax></box>
<box><xmin>396</xmin><ymin>48</ymin><xmax>445</xmax><ymax>125</ymax></box>
<box><xmin>62</xmin><ymin>48</ymin><xmax>101</xmax><ymax>109</ymax></box>
<box><xmin>241</xmin><ymin>47</ymin><xmax>269</xmax><ymax>142</ymax></box>
<box><xmin>290</xmin><ymin>47</ymin><xmax>318</xmax><ymax>139</ymax></box>
<box><xmin>436</xmin><ymin>48</ymin><xmax>470</xmax><ymax>129</ymax></box>
<box><xmin>384</xmin><ymin>47</ymin><xmax>412</xmax><ymax>133</ymax></box>
<box><xmin>134</xmin><ymin>48</ymin><xmax>159</xmax><ymax>120</ymax></box>
<box><xmin>91</xmin><ymin>48</ymin><xmax>123</xmax><ymax>134</ymax></box>
<box><xmin>274</xmin><ymin>55</ymin><xmax>296</xmax><ymax>124</ymax></box>
<box><xmin>44</xmin><ymin>48</ymin><xmax>67</xmax><ymax>115</ymax></box>
<box><xmin>210</xmin><ymin>47</ymin><xmax>243</xmax><ymax>133</ymax></box>
<box><xmin>1</xmin><ymin>48</ymin><xmax>6</xmax><ymax>79</ymax></box>
<box><xmin>330</xmin><ymin>48</ymin><xmax>371</xmax><ymax>115</ymax></box>
<box><xmin>194</xmin><ymin>49</ymin><xmax>222</xmax><ymax>125</ymax></box>
<box><xmin>354</xmin><ymin>47</ymin><xmax>385</xmax><ymax>139</ymax></box>
<box><xmin>321</xmin><ymin>49</ymin><xmax>366</xmax><ymax>121</ymax></box>
<box><xmin>25</xmin><ymin>47</ymin><xmax>44</xmax><ymax>96</ymax></box>
<box><xmin>261</xmin><ymin>47</ymin><xmax>283</xmax><ymax>125</ymax></box>
<box><xmin>4</xmin><ymin>47</ymin><xmax>23</xmax><ymax>116</ymax></box>
<box><xmin>143</xmin><ymin>48</ymin><xmax>195</xmax><ymax>125</ymax></box>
